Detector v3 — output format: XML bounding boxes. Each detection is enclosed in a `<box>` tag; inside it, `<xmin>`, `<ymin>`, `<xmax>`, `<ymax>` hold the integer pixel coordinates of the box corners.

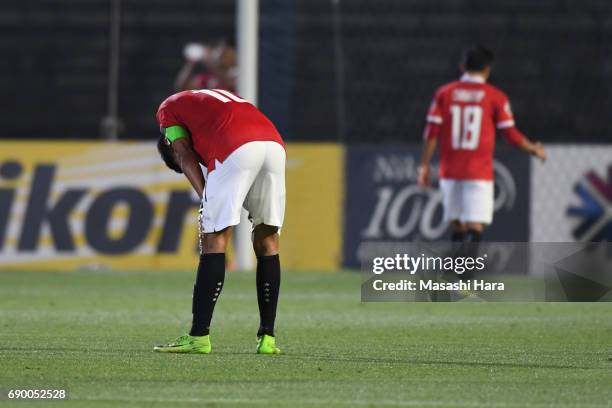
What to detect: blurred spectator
<box><xmin>174</xmin><ymin>42</ymin><xmax>237</xmax><ymax>92</ymax></box>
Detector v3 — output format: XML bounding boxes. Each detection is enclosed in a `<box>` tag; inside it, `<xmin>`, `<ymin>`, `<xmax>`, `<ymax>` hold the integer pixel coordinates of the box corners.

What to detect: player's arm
<box><xmin>170</xmin><ymin>135</ymin><xmax>206</xmax><ymax>199</ymax></box>
<box><xmin>499</xmin><ymin>125</ymin><xmax>546</xmax><ymax>162</ymax></box>
<box><xmin>174</xmin><ymin>44</ymin><xmax>212</xmax><ymax>91</ymax></box>
<box><xmin>418</xmin><ymin>135</ymin><xmax>438</xmax><ymax>187</ymax></box>
<box><xmin>496</xmin><ymin>95</ymin><xmax>547</xmax><ymax>162</ymax></box>
<box><xmin>174</xmin><ymin>60</ymin><xmax>199</xmax><ymax>91</ymax></box>
<box><xmin>513</xmin><ymin>131</ymin><xmax>546</xmax><ymax>162</ymax></box>
<box><xmin>418</xmin><ymin>93</ymin><xmax>443</xmax><ymax>187</ymax></box>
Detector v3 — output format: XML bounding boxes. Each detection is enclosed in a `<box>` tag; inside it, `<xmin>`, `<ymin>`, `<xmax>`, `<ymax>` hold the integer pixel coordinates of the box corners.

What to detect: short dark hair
<box><xmin>462</xmin><ymin>45</ymin><xmax>494</xmax><ymax>71</ymax></box>
<box><xmin>157</xmin><ymin>136</ymin><xmax>183</xmax><ymax>173</ymax></box>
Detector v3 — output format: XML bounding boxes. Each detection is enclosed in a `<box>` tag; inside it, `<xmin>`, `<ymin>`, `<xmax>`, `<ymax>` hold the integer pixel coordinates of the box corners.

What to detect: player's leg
<box><xmin>153</xmin><ymin>226</ymin><xmax>232</xmax><ymax>354</ymax></box>
<box><xmin>458</xmin><ymin>180</ymin><xmax>493</xmax><ymax>280</ymax></box>
<box><xmin>244</xmin><ymin>141</ymin><xmax>285</xmax><ymax>354</ymax></box>
<box><xmin>152</xmin><ymin>230</ymin><xmax>231</xmax><ymax>354</ymax></box>
<box><xmin>190</xmin><ymin>143</ymin><xmax>265</xmax><ymax>335</ymax></box>
<box><xmin>464</xmin><ymin>221</ymin><xmax>484</xmax><ymax>242</ymax></box>
<box><xmin>461</xmin><ymin>180</ymin><xmax>494</xmax><ymax>243</ymax></box>
<box><xmin>435</xmin><ymin>179</ymin><xmax>462</xmax><ymax>298</ymax></box>
<box><xmin>189</xmin><ymin>227</ymin><xmax>233</xmax><ymax>336</ymax></box>
<box><xmin>439</xmin><ymin>178</ymin><xmax>464</xmax><ymax>241</ymax></box>
<box><xmin>253</xmin><ymin>224</ymin><xmax>280</xmax><ymax>335</ymax></box>
<box><xmin>155</xmin><ymin>144</ymin><xmax>263</xmax><ymax>354</ymax></box>
<box><xmin>450</xmin><ymin>220</ymin><xmax>466</xmax><ymax>242</ymax></box>
<box><xmin>252</xmin><ymin>224</ymin><xmax>281</xmax><ymax>354</ymax></box>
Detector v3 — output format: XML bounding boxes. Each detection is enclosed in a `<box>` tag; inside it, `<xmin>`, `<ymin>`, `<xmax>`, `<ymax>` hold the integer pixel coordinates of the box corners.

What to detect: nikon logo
<box><xmin>0</xmin><ymin>160</ymin><xmax>198</xmax><ymax>255</ymax></box>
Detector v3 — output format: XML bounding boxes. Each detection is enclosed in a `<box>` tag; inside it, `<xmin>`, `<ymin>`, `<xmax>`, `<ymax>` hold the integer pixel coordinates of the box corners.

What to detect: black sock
<box><xmin>466</xmin><ymin>229</ymin><xmax>482</xmax><ymax>242</ymax></box>
<box><xmin>451</xmin><ymin>230</ymin><xmax>465</xmax><ymax>242</ymax></box>
<box><xmin>256</xmin><ymin>255</ymin><xmax>281</xmax><ymax>337</ymax></box>
<box><xmin>464</xmin><ymin>230</ymin><xmax>482</xmax><ymax>278</ymax></box>
<box><xmin>189</xmin><ymin>253</ymin><xmax>225</xmax><ymax>337</ymax></box>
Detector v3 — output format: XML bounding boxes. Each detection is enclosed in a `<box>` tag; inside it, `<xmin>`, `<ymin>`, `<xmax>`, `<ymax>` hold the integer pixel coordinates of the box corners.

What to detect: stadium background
<box><xmin>1</xmin><ymin>0</ymin><xmax>611</xmax><ymax>272</ymax></box>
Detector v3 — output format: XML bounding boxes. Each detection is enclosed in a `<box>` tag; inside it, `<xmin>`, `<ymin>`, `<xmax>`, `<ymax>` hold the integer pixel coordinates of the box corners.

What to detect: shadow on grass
<box><xmin>279</xmin><ymin>353</ymin><xmax>597</xmax><ymax>370</ymax></box>
<box><xmin>4</xmin><ymin>347</ymin><xmax>600</xmax><ymax>371</ymax></box>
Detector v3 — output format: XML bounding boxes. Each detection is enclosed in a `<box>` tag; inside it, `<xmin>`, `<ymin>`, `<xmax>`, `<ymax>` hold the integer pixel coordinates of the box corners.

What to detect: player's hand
<box><xmin>532</xmin><ymin>142</ymin><xmax>547</xmax><ymax>162</ymax></box>
<box><xmin>417</xmin><ymin>165</ymin><xmax>430</xmax><ymax>188</ymax></box>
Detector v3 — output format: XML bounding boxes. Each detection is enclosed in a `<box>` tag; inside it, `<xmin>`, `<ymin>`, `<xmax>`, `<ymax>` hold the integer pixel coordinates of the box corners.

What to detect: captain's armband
<box><xmin>164</xmin><ymin>125</ymin><xmax>190</xmax><ymax>142</ymax></box>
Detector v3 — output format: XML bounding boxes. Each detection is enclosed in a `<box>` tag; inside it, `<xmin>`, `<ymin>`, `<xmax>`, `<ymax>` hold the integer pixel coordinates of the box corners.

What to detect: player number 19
<box><xmin>450</xmin><ymin>104</ymin><xmax>482</xmax><ymax>150</ymax></box>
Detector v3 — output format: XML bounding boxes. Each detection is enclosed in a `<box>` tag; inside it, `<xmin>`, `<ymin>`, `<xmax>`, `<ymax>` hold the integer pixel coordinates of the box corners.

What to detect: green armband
<box><xmin>164</xmin><ymin>125</ymin><xmax>190</xmax><ymax>142</ymax></box>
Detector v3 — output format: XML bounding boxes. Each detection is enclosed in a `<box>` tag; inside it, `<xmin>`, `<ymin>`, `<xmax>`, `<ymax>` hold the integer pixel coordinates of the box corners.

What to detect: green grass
<box><xmin>1</xmin><ymin>270</ymin><xmax>611</xmax><ymax>407</ymax></box>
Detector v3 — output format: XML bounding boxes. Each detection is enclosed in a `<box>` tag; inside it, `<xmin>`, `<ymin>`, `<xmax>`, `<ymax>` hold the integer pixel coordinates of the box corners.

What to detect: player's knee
<box><xmin>451</xmin><ymin>220</ymin><xmax>465</xmax><ymax>232</ymax></box>
<box><xmin>201</xmin><ymin>228</ymin><xmax>232</xmax><ymax>254</ymax></box>
<box><xmin>465</xmin><ymin>222</ymin><xmax>484</xmax><ymax>233</ymax></box>
<box><xmin>253</xmin><ymin>224</ymin><xmax>279</xmax><ymax>257</ymax></box>
<box><xmin>204</xmin><ymin>241</ymin><xmax>226</xmax><ymax>254</ymax></box>
<box><xmin>254</xmin><ymin>242</ymin><xmax>278</xmax><ymax>257</ymax></box>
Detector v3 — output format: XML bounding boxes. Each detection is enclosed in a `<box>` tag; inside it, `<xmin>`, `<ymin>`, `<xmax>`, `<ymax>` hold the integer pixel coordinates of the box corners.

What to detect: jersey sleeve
<box><xmin>156</xmin><ymin>103</ymin><xmax>182</xmax><ymax>128</ymax></box>
<box><xmin>423</xmin><ymin>122</ymin><xmax>441</xmax><ymax>141</ymax></box>
<box><xmin>425</xmin><ymin>91</ymin><xmax>444</xmax><ymax>125</ymax></box>
<box><xmin>494</xmin><ymin>92</ymin><xmax>515</xmax><ymax>130</ymax></box>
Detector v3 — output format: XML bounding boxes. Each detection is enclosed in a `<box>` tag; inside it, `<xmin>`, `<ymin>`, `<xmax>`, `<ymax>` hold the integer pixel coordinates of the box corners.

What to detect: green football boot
<box><xmin>153</xmin><ymin>334</ymin><xmax>211</xmax><ymax>354</ymax></box>
<box><xmin>256</xmin><ymin>335</ymin><xmax>281</xmax><ymax>355</ymax></box>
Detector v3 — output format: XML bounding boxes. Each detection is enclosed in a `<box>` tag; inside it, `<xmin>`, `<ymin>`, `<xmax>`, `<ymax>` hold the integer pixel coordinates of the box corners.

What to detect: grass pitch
<box><xmin>1</xmin><ymin>270</ymin><xmax>611</xmax><ymax>407</ymax></box>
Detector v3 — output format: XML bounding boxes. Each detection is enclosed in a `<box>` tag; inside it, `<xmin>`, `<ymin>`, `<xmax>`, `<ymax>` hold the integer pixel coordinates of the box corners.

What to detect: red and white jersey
<box><xmin>424</xmin><ymin>74</ymin><xmax>521</xmax><ymax>180</ymax></box>
<box><xmin>157</xmin><ymin>89</ymin><xmax>284</xmax><ymax>171</ymax></box>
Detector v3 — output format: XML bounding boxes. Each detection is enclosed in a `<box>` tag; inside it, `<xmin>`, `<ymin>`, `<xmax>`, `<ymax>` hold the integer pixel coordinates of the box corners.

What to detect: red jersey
<box><xmin>157</xmin><ymin>89</ymin><xmax>284</xmax><ymax>171</ymax></box>
<box><xmin>424</xmin><ymin>74</ymin><xmax>523</xmax><ymax>180</ymax></box>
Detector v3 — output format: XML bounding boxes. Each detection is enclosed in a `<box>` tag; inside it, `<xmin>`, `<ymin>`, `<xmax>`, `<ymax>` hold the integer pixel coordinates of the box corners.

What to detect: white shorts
<box><xmin>200</xmin><ymin>141</ymin><xmax>286</xmax><ymax>233</ymax></box>
<box><xmin>439</xmin><ymin>178</ymin><xmax>494</xmax><ymax>225</ymax></box>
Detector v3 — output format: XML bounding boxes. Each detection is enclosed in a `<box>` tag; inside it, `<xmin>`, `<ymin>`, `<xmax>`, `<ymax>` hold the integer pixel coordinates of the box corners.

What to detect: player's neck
<box><xmin>460</xmin><ymin>72</ymin><xmax>487</xmax><ymax>84</ymax></box>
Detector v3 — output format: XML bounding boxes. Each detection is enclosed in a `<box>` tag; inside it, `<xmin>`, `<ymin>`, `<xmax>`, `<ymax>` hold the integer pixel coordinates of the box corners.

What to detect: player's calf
<box><xmin>450</xmin><ymin>220</ymin><xmax>465</xmax><ymax>242</ymax></box>
<box><xmin>189</xmin><ymin>228</ymin><xmax>232</xmax><ymax>338</ymax></box>
<box><xmin>253</xmin><ymin>224</ymin><xmax>281</xmax><ymax>340</ymax></box>
<box><xmin>465</xmin><ymin>222</ymin><xmax>483</xmax><ymax>242</ymax></box>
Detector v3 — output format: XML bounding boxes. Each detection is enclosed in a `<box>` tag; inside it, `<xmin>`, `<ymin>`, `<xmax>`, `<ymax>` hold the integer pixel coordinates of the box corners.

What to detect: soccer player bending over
<box><xmin>153</xmin><ymin>89</ymin><xmax>285</xmax><ymax>354</ymax></box>
<box><xmin>418</xmin><ymin>45</ymin><xmax>546</xmax><ymax>242</ymax></box>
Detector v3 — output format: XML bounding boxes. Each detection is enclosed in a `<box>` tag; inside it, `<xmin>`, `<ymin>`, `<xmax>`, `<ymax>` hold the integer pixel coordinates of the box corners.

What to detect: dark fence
<box><xmin>1</xmin><ymin>0</ymin><xmax>611</xmax><ymax>142</ymax></box>
<box><xmin>261</xmin><ymin>0</ymin><xmax>612</xmax><ymax>143</ymax></box>
<box><xmin>1</xmin><ymin>0</ymin><xmax>234</xmax><ymax>139</ymax></box>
